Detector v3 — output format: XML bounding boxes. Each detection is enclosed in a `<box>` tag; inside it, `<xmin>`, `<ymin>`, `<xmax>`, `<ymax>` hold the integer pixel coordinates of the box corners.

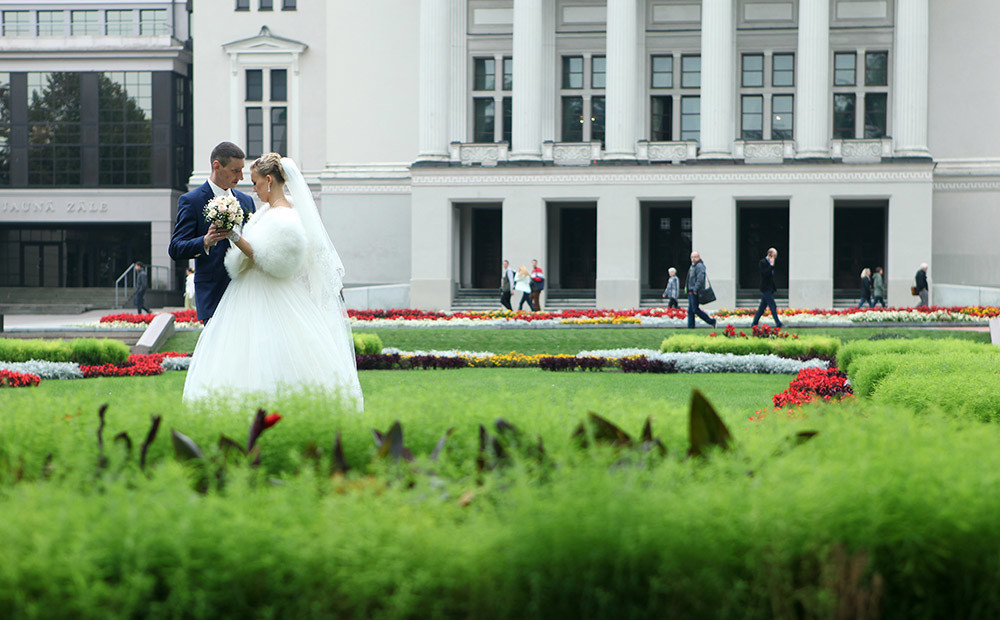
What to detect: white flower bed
<box><xmin>577</xmin><ymin>348</ymin><xmax>829</xmax><ymax>374</ymax></box>
<box><xmin>162</xmin><ymin>356</ymin><xmax>192</xmax><ymax>371</ymax></box>
<box><xmin>0</xmin><ymin>360</ymin><xmax>83</xmax><ymax>380</ymax></box>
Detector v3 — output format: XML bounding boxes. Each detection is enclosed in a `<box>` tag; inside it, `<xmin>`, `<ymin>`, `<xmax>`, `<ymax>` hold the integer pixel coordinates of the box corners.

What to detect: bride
<box><xmin>182</xmin><ymin>153</ymin><xmax>363</xmax><ymax>409</ymax></box>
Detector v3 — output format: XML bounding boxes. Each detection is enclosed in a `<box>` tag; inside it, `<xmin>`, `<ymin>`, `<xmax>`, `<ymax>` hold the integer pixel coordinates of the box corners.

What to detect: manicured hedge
<box><xmin>661</xmin><ymin>333</ymin><xmax>839</xmax><ymax>358</ymax></box>
<box><xmin>0</xmin><ymin>338</ymin><xmax>129</xmax><ymax>365</ymax></box>
<box><xmin>836</xmin><ymin>338</ymin><xmax>995</xmax><ymax>374</ymax></box>
<box><xmin>352</xmin><ymin>332</ymin><xmax>383</xmax><ymax>356</ymax></box>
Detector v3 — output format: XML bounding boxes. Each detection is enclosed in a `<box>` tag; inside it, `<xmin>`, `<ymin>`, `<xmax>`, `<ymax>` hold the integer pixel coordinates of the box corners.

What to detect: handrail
<box><xmin>114</xmin><ymin>263</ymin><xmax>171</xmax><ymax>309</ymax></box>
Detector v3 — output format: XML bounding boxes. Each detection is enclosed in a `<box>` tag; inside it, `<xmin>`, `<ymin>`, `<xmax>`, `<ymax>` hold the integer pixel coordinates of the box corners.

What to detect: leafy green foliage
<box><xmin>352</xmin><ymin>332</ymin><xmax>383</xmax><ymax>355</ymax></box>
<box><xmin>836</xmin><ymin>337</ymin><xmax>994</xmax><ymax>374</ymax></box>
<box><xmin>661</xmin><ymin>333</ymin><xmax>840</xmax><ymax>357</ymax></box>
<box><xmin>0</xmin><ymin>337</ymin><xmax>129</xmax><ymax>365</ymax></box>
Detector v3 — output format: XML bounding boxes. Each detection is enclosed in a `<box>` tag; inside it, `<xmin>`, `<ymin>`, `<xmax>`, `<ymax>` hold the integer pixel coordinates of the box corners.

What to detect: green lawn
<box><xmin>162</xmin><ymin>325</ymin><xmax>989</xmax><ymax>355</ymax></box>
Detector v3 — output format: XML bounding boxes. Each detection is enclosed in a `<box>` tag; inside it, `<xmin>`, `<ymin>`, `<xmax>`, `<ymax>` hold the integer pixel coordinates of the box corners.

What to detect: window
<box><xmin>470</xmin><ymin>55</ymin><xmax>512</xmax><ymax>143</ymax></box>
<box><xmin>0</xmin><ymin>73</ymin><xmax>9</xmax><ymax>186</ymax></box>
<box><xmin>771</xmin><ymin>94</ymin><xmax>793</xmax><ymax>140</ymax></box>
<box><xmin>246</xmin><ymin>70</ymin><xmax>263</xmax><ymax>101</ymax></box>
<box><xmin>649</xmin><ymin>53</ymin><xmax>698</xmax><ymax>142</ymax></box>
<box><xmin>2</xmin><ymin>11</ymin><xmax>31</xmax><ymax>36</ymax></box>
<box><xmin>244</xmin><ymin>68</ymin><xmax>291</xmax><ymax>157</ymax></box>
<box><xmin>140</xmin><ymin>10</ymin><xmax>169</xmax><ymax>36</ymax></box>
<box><xmin>270</xmin><ymin>108</ymin><xmax>287</xmax><ymax>155</ymax></box>
<box><xmin>834</xmin><ymin>52</ymin><xmax>856</xmax><ymax>86</ymax></box>
<box><xmin>236</xmin><ymin>0</ymin><xmax>250</xmax><ymax>10</ymax></box>
<box><xmin>865</xmin><ymin>51</ymin><xmax>888</xmax><ymax>86</ymax></box>
<box><xmin>591</xmin><ymin>56</ymin><xmax>606</xmax><ymax>89</ymax></box>
<box><xmin>832</xmin><ymin>93</ymin><xmax>855</xmax><ymax>139</ymax></box>
<box><xmin>680</xmin><ymin>96</ymin><xmax>700</xmax><ymax>141</ymax></box>
<box><xmin>772</xmin><ymin>54</ymin><xmax>794</xmax><ymax>87</ymax></box>
<box><xmin>833</xmin><ymin>50</ymin><xmax>889</xmax><ymax>140</ymax></box>
<box><xmin>260</xmin><ymin>0</ymin><xmax>273</xmax><ymax>10</ymax></box>
<box><xmin>559</xmin><ymin>55</ymin><xmax>604</xmax><ymax>143</ymax></box>
<box><xmin>681</xmin><ymin>55</ymin><xmax>700</xmax><ymax>88</ymax></box>
<box><xmin>562</xmin><ymin>56</ymin><xmax>583</xmax><ymax>89</ymax></box>
<box><xmin>651</xmin><ymin>55</ymin><xmax>672</xmax><ymax>89</ymax></box>
<box><xmin>741</xmin><ymin>95</ymin><xmax>763</xmax><ymax>140</ymax></box>
<box><xmin>246</xmin><ymin>108</ymin><xmax>263</xmax><ymax>156</ymax></box>
<box><xmin>739</xmin><ymin>51</ymin><xmax>794</xmax><ymax>141</ymax></box>
<box><xmin>98</xmin><ymin>72</ymin><xmax>153</xmax><ymax>185</ymax></box>
<box><xmin>742</xmin><ymin>54</ymin><xmax>764</xmax><ymax>87</ymax></box>
<box><xmin>27</xmin><ymin>72</ymin><xmax>82</xmax><ymax>186</ymax></box>
<box><xmin>283</xmin><ymin>0</ymin><xmax>298</xmax><ymax>10</ymax></box>
<box><xmin>270</xmin><ymin>69</ymin><xmax>287</xmax><ymax>101</ymax></box>
<box><xmin>106</xmin><ymin>10</ymin><xmax>135</xmax><ymax>36</ymax></box>
<box><xmin>37</xmin><ymin>11</ymin><xmax>66</xmax><ymax>36</ymax></box>
<box><xmin>71</xmin><ymin>10</ymin><xmax>99</xmax><ymax>36</ymax></box>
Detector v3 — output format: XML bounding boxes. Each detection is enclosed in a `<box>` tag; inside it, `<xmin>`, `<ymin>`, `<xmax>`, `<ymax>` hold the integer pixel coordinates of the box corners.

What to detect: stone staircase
<box><xmin>452</xmin><ymin>288</ymin><xmax>597</xmax><ymax>311</ymax></box>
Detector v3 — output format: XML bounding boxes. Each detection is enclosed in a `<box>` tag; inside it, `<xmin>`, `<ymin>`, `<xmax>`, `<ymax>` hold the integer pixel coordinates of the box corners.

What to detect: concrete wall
<box><xmin>931</xmin><ymin>188</ymin><xmax>1000</xmax><ymax>288</ymax></box>
<box><xmin>322</xmin><ymin>192</ymin><xmax>412</xmax><ymax>284</ymax></box>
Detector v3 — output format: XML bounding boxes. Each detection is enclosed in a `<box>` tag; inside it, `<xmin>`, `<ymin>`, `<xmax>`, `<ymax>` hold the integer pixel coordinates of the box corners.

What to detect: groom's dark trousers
<box><xmin>169</xmin><ymin>182</ymin><xmax>255</xmax><ymax>322</ymax></box>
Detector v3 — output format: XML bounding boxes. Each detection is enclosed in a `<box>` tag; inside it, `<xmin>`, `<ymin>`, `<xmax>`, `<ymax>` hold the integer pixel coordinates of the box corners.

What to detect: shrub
<box><xmin>661</xmin><ymin>334</ymin><xmax>839</xmax><ymax>358</ymax></box>
<box><xmin>849</xmin><ymin>354</ymin><xmax>912</xmax><ymax>398</ymax></box>
<box><xmin>68</xmin><ymin>338</ymin><xmax>130</xmax><ymax>365</ymax></box>
<box><xmin>352</xmin><ymin>332</ymin><xmax>383</xmax><ymax>355</ymax></box>
<box><xmin>836</xmin><ymin>338</ymin><xmax>994</xmax><ymax>375</ymax></box>
<box><xmin>0</xmin><ymin>361</ymin><xmax>82</xmax><ymax>380</ymax></box>
<box><xmin>619</xmin><ymin>356</ymin><xmax>677</xmax><ymax>374</ymax></box>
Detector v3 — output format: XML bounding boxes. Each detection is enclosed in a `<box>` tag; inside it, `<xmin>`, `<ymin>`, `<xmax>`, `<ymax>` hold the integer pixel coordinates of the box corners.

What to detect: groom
<box><xmin>169</xmin><ymin>142</ymin><xmax>255</xmax><ymax>322</ymax></box>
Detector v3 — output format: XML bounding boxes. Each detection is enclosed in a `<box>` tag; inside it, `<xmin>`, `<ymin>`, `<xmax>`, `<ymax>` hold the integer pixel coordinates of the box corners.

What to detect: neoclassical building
<box><xmin>0</xmin><ymin>0</ymin><xmax>192</xmax><ymax>295</ymax></box>
<box><xmin>8</xmin><ymin>1</ymin><xmax>995</xmax><ymax>311</ymax></box>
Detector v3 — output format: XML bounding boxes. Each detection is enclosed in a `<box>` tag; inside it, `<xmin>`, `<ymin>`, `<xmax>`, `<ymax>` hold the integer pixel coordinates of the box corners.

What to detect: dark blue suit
<box><xmin>169</xmin><ymin>182</ymin><xmax>255</xmax><ymax>322</ymax></box>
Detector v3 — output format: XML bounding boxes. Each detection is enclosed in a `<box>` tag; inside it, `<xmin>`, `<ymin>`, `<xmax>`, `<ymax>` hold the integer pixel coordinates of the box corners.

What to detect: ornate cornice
<box><xmin>933</xmin><ymin>181</ymin><xmax>1000</xmax><ymax>192</ymax></box>
<box><xmin>321</xmin><ymin>184</ymin><xmax>411</xmax><ymax>194</ymax></box>
<box><xmin>411</xmin><ymin>169</ymin><xmax>934</xmax><ymax>186</ymax></box>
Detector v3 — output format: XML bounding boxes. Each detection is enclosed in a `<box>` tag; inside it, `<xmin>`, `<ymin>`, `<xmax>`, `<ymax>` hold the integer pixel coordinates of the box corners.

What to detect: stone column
<box><xmin>788</xmin><ymin>191</ymin><xmax>833</xmax><ymax>308</ymax></box>
<box><xmin>795</xmin><ymin>0</ymin><xmax>830</xmax><ymax>158</ymax></box>
<box><xmin>604</xmin><ymin>0</ymin><xmax>639</xmax><ymax>159</ymax></box>
<box><xmin>511</xmin><ymin>0</ymin><xmax>543</xmax><ymax>160</ymax></box>
<box><xmin>893</xmin><ymin>0</ymin><xmax>930</xmax><ymax>157</ymax></box>
<box><xmin>448</xmin><ymin>0</ymin><xmax>468</xmax><ymax>144</ymax></box>
<box><xmin>698</xmin><ymin>0</ymin><xmax>734</xmax><ymax>159</ymax></box>
<box><xmin>417</xmin><ymin>0</ymin><xmax>450</xmax><ymax>162</ymax></box>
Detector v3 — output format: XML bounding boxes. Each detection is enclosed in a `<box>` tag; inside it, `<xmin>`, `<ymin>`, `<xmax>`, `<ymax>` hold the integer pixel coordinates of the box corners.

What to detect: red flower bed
<box><xmin>0</xmin><ymin>369</ymin><xmax>41</xmax><ymax>387</ymax></box>
<box><xmin>772</xmin><ymin>367</ymin><xmax>853</xmax><ymax>409</ymax></box>
<box><xmin>81</xmin><ymin>352</ymin><xmax>188</xmax><ymax>378</ymax></box>
<box><xmin>709</xmin><ymin>324</ymin><xmax>798</xmax><ymax>339</ymax></box>
<box><xmin>100</xmin><ymin>311</ymin><xmax>200</xmax><ymax>324</ymax></box>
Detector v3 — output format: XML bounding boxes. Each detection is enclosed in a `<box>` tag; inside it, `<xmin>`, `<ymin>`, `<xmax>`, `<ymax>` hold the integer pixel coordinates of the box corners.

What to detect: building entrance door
<box><xmin>833</xmin><ymin>201</ymin><xmax>887</xmax><ymax>294</ymax></box>
<box><xmin>22</xmin><ymin>242</ymin><xmax>61</xmax><ymax>287</ymax></box>
<box><xmin>644</xmin><ymin>202</ymin><xmax>692</xmax><ymax>289</ymax></box>
<box><xmin>737</xmin><ymin>202</ymin><xmax>789</xmax><ymax>293</ymax></box>
<box><xmin>557</xmin><ymin>205</ymin><xmax>596</xmax><ymax>289</ymax></box>
<box><xmin>471</xmin><ymin>208</ymin><xmax>502</xmax><ymax>288</ymax></box>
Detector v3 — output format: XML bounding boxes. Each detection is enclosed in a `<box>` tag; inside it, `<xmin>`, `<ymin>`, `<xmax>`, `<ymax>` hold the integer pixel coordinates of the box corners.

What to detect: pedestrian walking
<box><xmin>752</xmin><ymin>248</ymin><xmax>782</xmax><ymax>328</ymax></box>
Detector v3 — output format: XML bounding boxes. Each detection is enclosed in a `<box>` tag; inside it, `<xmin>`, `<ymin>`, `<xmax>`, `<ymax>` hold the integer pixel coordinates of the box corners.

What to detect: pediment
<box><xmin>223</xmin><ymin>26</ymin><xmax>307</xmax><ymax>55</ymax></box>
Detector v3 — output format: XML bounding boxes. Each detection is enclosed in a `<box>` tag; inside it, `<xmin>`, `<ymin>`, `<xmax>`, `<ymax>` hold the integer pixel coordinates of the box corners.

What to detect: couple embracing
<box><xmin>169</xmin><ymin>142</ymin><xmax>362</xmax><ymax>408</ymax></box>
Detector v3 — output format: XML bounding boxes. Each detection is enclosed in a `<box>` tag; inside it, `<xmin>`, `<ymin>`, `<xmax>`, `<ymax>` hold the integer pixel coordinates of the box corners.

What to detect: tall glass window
<box><xmin>739</xmin><ymin>51</ymin><xmax>794</xmax><ymax>141</ymax></box>
<box><xmin>560</xmin><ymin>55</ymin><xmax>604</xmax><ymax>143</ymax></box>
<box><xmin>0</xmin><ymin>73</ymin><xmax>9</xmax><ymax>186</ymax></box>
<box><xmin>98</xmin><ymin>72</ymin><xmax>153</xmax><ymax>186</ymax></box>
<box><xmin>741</xmin><ymin>95</ymin><xmax>763</xmax><ymax>140</ymax></box>
<box><xmin>270</xmin><ymin>108</ymin><xmax>287</xmax><ymax>155</ymax></box>
<box><xmin>28</xmin><ymin>72</ymin><xmax>82</xmax><ymax>186</ymax></box>
<box><xmin>244</xmin><ymin>68</ymin><xmax>290</xmax><ymax>156</ymax></box>
<box><xmin>833</xmin><ymin>93</ymin><xmax>855</xmax><ymax>139</ymax></box>
<box><xmin>471</xmin><ymin>55</ymin><xmax>512</xmax><ymax>143</ymax></box>
<box><xmin>681</xmin><ymin>55</ymin><xmax>701</xmax><ymax>88</ymax></box>
<box><xmin>473</xmin><ymin>98</ymin><xmax>495</xmax><ymax>143</ymax></box>
<box><xmin>246</xmin><ymin>108</ymin><xmax>263</xmax><ymax>157</ymax></box>
<box><xmin>270</xmin><ymin>69</ymin><xmax>287</xmax><ymax>101</ymax></box>
<box><xmin>771</xmin><ymin>94</ymin><xmax>794</xmax><ymax>140</ymax></box>
<box><xmin>833</xmin><ymin>50</ymin><xmax>889</xmax><ymax>140</ymax></box>
<box><xmin>282</xmin><ymin>0</ymin><xmax>298</xmax><ymax>10</ymax></box>
<box><xmin>680</xmin><ymin>96</ymin><xmax>700</xmax><ymax>141</ymax></box>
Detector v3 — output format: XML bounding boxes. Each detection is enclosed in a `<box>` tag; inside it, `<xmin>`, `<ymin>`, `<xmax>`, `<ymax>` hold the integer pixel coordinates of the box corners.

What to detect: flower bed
<box><xmin>0</xmin><ymin>368</ymin><xmax>41</xmax><ymax>387</ymax></box>
<box><xmin>97</xmin><ymin>310</ymin><xmax>201</xmax><ymax>328</ymax></box>
<box><xmin>752</xmin><ymin>367</ymin><xmax>854</xmax><ymax>420</ymax></box>
<box><xmin>81</xmin><ymin>352</ymin><xmax>189</xmax><ymax>378</ymax></box>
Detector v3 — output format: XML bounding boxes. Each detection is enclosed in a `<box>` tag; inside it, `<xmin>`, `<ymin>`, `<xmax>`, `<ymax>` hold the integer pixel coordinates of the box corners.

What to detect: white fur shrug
<box><xmin>224</xmin><ymin>207</ymin><xmax>307</xmax><ymax>280</ymax></box>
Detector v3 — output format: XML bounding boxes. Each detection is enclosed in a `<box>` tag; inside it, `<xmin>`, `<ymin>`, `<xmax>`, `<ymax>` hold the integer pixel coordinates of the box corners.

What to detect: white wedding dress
<box><xmin>182</xmin><ymin>161</ymin><xmax>363</xmax><ymax>409</ymax></box>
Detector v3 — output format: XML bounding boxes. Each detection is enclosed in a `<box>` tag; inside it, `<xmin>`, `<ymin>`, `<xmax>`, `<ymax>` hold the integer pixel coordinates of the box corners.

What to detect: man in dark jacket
<box><xmin>915</xmin><ymin>263</ymin><xmax>929</xmax><ymax>307</ymax></box>
<box><xmin>752</xmin><ymin>248</ymin><xmax>782</xmax><ymax>328</ymax></box>
<box><xmin>133</xmin><ymin>262</ymin><xmax>152</xmax><ymax>314</ymax></box>
<box><xmin>685</xmin><ymin>251</ymin><xmax>717</xmax><ymax>328</ymax></box>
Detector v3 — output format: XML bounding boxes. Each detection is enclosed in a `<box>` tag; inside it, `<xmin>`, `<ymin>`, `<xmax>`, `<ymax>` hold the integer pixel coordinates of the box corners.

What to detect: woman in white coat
<box><xmin>514</xmin><ymin>265</ymin><xmax>535</xmax><ymax>311</ymax></box>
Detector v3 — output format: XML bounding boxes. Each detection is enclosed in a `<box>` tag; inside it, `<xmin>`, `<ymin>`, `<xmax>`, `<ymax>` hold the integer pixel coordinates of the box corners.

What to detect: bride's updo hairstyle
<box><xmin>251</xmin><ymin>152</ymin><xmax>286</xmax><ymax>184</ymax></box>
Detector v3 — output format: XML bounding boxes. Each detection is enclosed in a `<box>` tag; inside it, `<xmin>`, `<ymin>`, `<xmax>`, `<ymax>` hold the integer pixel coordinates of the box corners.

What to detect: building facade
<box><xmin>23</xmin><ymin>1</ymin><xmax>993</xmax><ymax>310</ymax></box>
<box><xmin>0</xmin><ymin>0</ymin><xmax>192</xmax><ymax>293</ymax></box>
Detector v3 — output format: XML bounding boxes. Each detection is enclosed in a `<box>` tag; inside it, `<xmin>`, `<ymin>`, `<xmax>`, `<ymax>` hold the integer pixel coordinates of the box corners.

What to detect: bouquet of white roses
<box><xmin>203</xmin><ymin>195</ymin><xmax>246</xmax><ymax>230</ymax></box>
